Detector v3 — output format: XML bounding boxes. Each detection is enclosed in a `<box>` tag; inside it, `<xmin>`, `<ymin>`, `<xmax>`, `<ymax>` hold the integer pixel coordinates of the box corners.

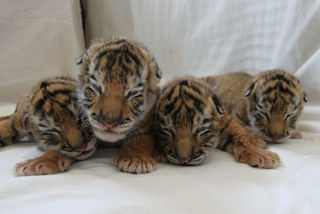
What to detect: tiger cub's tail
<box><xmin>0</xmin><ymin>97</ymin><xmax>32</xmax><ymax>147</ymax></box>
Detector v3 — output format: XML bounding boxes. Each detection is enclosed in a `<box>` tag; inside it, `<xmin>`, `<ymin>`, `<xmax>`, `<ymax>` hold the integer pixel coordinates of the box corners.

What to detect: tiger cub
<box><xmin>0</xmin><ymin>76</ymin><xmax>96</xmax><ymax>176</ymax></box>
<box><xmin>203</xmin><ymin>70</ymin><xmax>307</xmax><ymax>144</ymax></box>
<box><xmin>0</xmin><ymin>37</ymin><xmax>162</xmax><ymax>175</ymax></box>
<box><xmin>76</xmin><ymin>37</ymin><xmax>162</xmax><ymax>174</ymax></box>
<box><xmin>156</xmin><ymin>77</ymin><xmax>279</xmax><ymax>168</ymax></box>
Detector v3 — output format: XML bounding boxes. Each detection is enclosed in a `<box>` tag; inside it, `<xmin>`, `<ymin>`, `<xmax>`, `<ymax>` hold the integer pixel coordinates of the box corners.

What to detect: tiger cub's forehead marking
<box><xmin>160</xmin><ymin>79</ymin><xmax>211</xmax><ymax>124</ymax></box>
<box><xmin>254</xmin><ymin>71</ymin><xmax>303</xmax><ymax>106</ymax></box>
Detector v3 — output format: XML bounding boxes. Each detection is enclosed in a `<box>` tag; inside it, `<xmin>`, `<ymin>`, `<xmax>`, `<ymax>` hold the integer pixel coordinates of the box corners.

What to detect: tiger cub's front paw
<box><xmin>234</xmin><ymin>145</ymin><xmax>280</xmax><ymax>169</ymax></box>
<box><xmin>152</xmin><ymin>149</ymin><xmax>168</xmax><ymax>162</ymax></box>
<box><xmin>15</xmin><ymin>152</ymin><xmax>72</xmax><ymax>176</ymax></box>
<box><xmin>113</xmin><ymin>152</ymin><xmax>158</xmax><ymax>174</ymax></box>
<box><xmin>291</xmin><ymin>131</ymin><xmax>302</xmax><ymax>139</ymax></box>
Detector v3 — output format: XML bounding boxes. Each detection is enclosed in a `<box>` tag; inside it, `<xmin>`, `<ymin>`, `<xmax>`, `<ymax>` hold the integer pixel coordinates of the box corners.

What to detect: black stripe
<box><xmin>221</xmin><ymin>134</ymin><xmax>234</xmax><ymax>151</ymax></box>
<box><xmin>11</xmin><ymin>122</ymin><xmax>19</xmax><ymax>142</ymax></box>
<box><xmin>184</xmin><ymin>92</ymin><xmax>203</xmax><ymax>113</ymax></box>
<box><xmin>48</xmin><ymin>89</ymin><xmax>72</xmax><ymax>97</ymax></box>
<box><xmin>172</xmin><ymin>103</ymin><xmax>182</xmax><ymax>121</ymax></box>
<box><xmin>166</xmin><ymin>85</ymin><xmax>177</xmax><ymax>100</ymax></box>
<box><xmin>278</xmin><ymin>83</ymin><xmax>295</xmax><ymax>97</ymax></box>
<box><xmin>106</xmin><ymin>53</ymin><xmax>117</xmax><ymax>70</ymax></box>
<box><xmin>165</xmin><ymin>97</ymin><xmax>179</xmax><ymax>115</ymax></box>
<box><xmin>262</xmin><ymin>83</ymin><xmax>295</xmax><ymax>97</ymax></box>
<box><xmin>125</xmin><ymin>49</ymin><xmax>141</xmax><ymax>67</ymax></box>
<box><xmin>35</xmin><ymin>99</ymin><xmax>45</xmax><ymax>111</ymax></box>
<box><xmin>266</xmin><ymin>74</ymin><xmax>294</xmax><ymax>86</ymax></box>
<box><xmin>236</xmin><ymin>113</ymin><xmax>246</xmax><ymax>123</ymax></box>
<box><xmin>179</xmin><ymin>80</ymin><xmax>201</xmax><ymax>95</ymax></box>
<box><xmin>220</xmin><ymin>119</ymin><xmax>231</xmax><ymax>134</ymax></box>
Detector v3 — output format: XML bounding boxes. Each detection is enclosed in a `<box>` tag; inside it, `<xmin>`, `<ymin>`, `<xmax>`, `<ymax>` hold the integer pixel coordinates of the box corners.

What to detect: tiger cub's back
<box><xmin>203</xmin><ymin>72</ymin><xmax>252</xmax><ymax>112</ymax></box>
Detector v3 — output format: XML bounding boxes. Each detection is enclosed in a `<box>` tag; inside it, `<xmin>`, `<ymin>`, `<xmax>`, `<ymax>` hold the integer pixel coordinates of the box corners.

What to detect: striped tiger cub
<box><xmin>76</xmin><ymin>37</ymin><xmax>162</xmax><ymax>174</ymax></box>
<box><xmin>204</xmin><ymin>70</ymin><xmax>307</xmax><ymax>145</ymax></box>
<box><xmin>0</xmin><ymin>37</ymin><xmax>162</xmax><ymax>175</ymax></box>
<box><xmin>0</xmin><ymin>76</ymin><xmax>96</xmax><ymax>176</ymax></box>
<box><xmin>156</xmin><ymin>77</ymin><xmax>279</xmax><ymax>168</ymax></box>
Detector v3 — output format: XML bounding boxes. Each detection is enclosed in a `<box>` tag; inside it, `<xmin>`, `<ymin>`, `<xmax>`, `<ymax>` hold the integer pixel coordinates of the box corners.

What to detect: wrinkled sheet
<box><xmin>0</xmin><ymin>104</ymin><xmax>320</xmax><ymax>214</ymax></box>
<box><xmin>1</xmin><ymin>0</ymin><xmax>320</xmax><ymax>214</ymax></box>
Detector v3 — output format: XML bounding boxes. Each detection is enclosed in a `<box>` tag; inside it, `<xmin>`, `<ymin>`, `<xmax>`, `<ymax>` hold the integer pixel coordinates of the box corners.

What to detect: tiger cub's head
<box><xmin>156</xmin><ymin>78</ymin><xmax>225</xmax><ymax>165</ymax></box>
<box><xmin>244</xmin><ymin>70</ymin><xmax>308</xmax><ymax>143</ymax></box>
<box><xmin>29</xmin><ymin>77</ymin><xmax>96</xmax><ymax>160</ymax></box>
<box><xmin>77</xmin><ymin>37</ymin><xmax>161</xmax><ymax>142</ymax></box>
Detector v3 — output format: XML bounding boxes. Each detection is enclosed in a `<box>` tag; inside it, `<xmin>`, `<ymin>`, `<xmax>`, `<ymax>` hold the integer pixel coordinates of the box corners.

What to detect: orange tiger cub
<box><xmin>0</xmin><ymin>37</ymin><xmax>162</xmax><ymax>176</ymax></box>
<box><xmin>76</xmin><ymin>37</ymin><xmax>162</xmax><ymax>174</ymax></box>
<box><xmin>0</xmin><ymin>76</ymin><xmax>96</xmax><ymax>176</ymax></box>
<box><xmin>204</xmin><ymin>70</ymin><xmax>307</xmax><ymax>144</ymax></box>
<box><xmin>156</xmin><ymin>77</ymin><xmax>279</xmax><ymax>168</ymax></box>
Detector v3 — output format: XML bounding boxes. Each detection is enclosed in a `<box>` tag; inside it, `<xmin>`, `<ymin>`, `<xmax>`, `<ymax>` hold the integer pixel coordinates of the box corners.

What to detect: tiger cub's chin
<box><xmin>93</xmin><ymin>129</ymin><xmax>127</xmax><ymax>143</ymax></box>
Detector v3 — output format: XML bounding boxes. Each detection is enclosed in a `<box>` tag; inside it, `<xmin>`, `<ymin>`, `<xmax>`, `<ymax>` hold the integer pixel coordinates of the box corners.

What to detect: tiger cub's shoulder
<box><xmin>202</xmin><ymin>72</ymin><xmax>252</xmax><ymax>112</ymax></box>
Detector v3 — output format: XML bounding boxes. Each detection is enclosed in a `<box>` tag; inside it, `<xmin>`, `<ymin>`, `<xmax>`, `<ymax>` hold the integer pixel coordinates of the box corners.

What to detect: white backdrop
<box><xmin>0</xmin><ymin>0</ymin><xmax>84</xmax><ymax>102</ymax></box>
<box><xmin>85</xmin><ymin>0</ymin><xmax>320</xmax><ymax>103</ymax></box>
<box><xmin>1</xmin><ymin>1</ymin><xmax>320</xmax><ymax>214</ymax></box>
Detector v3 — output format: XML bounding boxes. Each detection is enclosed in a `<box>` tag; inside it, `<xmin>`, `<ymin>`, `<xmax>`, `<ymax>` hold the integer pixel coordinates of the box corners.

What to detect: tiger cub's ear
<box><xmin>211</xmin><ymin>95</ymin><xmax>224</xmax><ymax>115</ymax></box>
<box><xmin>76</xmin><ymin>51</ymin><xmax>88</xmax><ymax>65</ymax></box>
<box><xmin>303</xmin><ymin>91</ymin><xmax>309</xmax><ymax>103</ymax></box>
<box><xmin>149</xmin><ymin>59</ymin><xmax>162</xmax><ymax>83</ymax></box>
<box><xmin>244</xmin><ymin>82</ymin><xmax>256</xmax><ymax>97</ymax></box>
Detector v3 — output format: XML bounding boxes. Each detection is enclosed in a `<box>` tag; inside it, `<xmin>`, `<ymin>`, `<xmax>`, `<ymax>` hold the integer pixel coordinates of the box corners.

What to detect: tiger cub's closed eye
<box><xmin>85</xmin><ymin>87</ymin><xmax>96</xmax><ymax>98</ymax></box>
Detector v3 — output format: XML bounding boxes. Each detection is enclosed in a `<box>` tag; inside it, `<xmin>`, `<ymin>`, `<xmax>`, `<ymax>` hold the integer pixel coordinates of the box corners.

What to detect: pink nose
<box><xmin>180</xmin><ymin>157</ymin><xmax>190</xmax><ymax>164</ymax></box>
<box><xmin>273</xmin><ymin>135</ymin><xmax>281</xmax><ymax>141</ymax></box>
<box><xmin>103</xmin><ymin>121</ymin><xmax>118</xmax><ymax>128</ymax></box>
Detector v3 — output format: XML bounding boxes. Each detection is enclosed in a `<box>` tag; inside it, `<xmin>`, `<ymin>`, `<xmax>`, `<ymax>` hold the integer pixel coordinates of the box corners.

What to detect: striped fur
<box><xmin>76</xmin><ymin>37</ymin><xmax>162</xmax><ymax>173</ymax></box>
<box><xmin>156</xmin><ymin>78</ymin><xmax>227</xmax><ymax>165</ymax></box>
<box><xmin>156</xmin><ymin>76</ymin><xmax>281</xmax><ymax>168</ymax></box>
<box><xmin>0</xmin><ymin>76</ymin><xmax>96</xmax><ymax>176</ymax></box>
<box><xmin>204</xmin><ymin>70</ymin><xmax>307</xmax><ymax>144</ymax></box>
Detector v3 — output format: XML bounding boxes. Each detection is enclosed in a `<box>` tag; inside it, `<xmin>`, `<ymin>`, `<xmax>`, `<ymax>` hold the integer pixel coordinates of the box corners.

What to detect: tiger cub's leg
<box><xmin>0</xmin><ymin>116</ymin><xmax>14</xmax><ymax>146</ymax></box>
<box><xmin>113</xmin><ymin>133</ymin><xmax>158</xmax><ymax>174</ymax></box>
<box><xmin>290</xmin><ymin>131</ymin><xmax>302</xmax><ymax>139</ymax></box>
<box><xmin>225</xmin><ymin>121</ymin><xmax>280</xmax><ymax>169</ymax></box>
<box><xmin>15</xmin><ymin>150</ymin><xmax>73</xmax><ymax>176</ymax></box>
<box><xmin>152</xmin><ymin>146</ymin><xmax>168</xmax><ymax>162</ymax></box>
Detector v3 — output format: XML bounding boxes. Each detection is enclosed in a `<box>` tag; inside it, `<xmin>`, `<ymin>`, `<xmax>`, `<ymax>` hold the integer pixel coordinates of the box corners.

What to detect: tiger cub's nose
<box><xmin>179</xmin><ymin>157</ymin><xmax>191</xmax><ymax>164</ymax></box>
<box><xmin>103</xmin><ymin>120</ymin><xmax>119</xmax><ymax>128</ymax></box>
<box><xmin>272</xmin><ymin>135</ymin><xmax>281</xmax><ymax>141</ymax></box>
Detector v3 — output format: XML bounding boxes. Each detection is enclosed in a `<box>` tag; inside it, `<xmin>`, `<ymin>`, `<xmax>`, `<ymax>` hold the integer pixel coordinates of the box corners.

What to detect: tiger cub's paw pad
<box><xmin>15</xmin><ymin>156</ymin><xmax>71</xmax><ymax>176</ymax></box>
<box><xmin>113</xmin><ymin>153</ymin><xmax>157</xmax><ymax>174</ymax></box>
<box><xmin>234</xmin><ymin>146</ymin><xmax>280</xmax><ymax>169</ymax></box>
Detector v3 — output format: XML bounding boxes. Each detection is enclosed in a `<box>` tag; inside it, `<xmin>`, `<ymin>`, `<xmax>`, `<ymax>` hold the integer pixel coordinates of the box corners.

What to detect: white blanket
<box><xmin>1</xmin><ymin>0</ymin><xmax>320</xmax><ymax>213</ymax></box>
<box><xmin>1</xmin><ymin>104</ymin><xmax>320</xmax><ymax>214</ymax></box>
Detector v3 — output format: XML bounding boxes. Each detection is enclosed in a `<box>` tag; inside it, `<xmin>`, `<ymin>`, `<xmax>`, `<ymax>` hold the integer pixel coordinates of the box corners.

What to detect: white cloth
<box><xmin>86</xmin><ymin>0</ymin><xmax>320</xmax><ymax>103</ymax></box>
<box><xmin>0</xmin><ymin>0</ymin><xmax>84</xmax><ymax>102</ymax></box>
<box><xmin>0</xmin><ymin>104</ymin><xmax>320</xmax><ymax>214</ymax></box>
<box><xmin>1</xmin><ymin>0</ymin><xmax>320</xmax><ymax>214</ymax></box>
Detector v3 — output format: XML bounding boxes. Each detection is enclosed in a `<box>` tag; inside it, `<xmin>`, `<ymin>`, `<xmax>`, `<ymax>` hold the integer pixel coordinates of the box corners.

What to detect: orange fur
<box><xmin>156</xmin><ymin>77</ymin><xmax>280</xmax><ymax>168</ymax></box>
<box><xmin>77</xmin><ymin>37</ymin><xmax>162</xmax><ymax>174</ymax></box>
